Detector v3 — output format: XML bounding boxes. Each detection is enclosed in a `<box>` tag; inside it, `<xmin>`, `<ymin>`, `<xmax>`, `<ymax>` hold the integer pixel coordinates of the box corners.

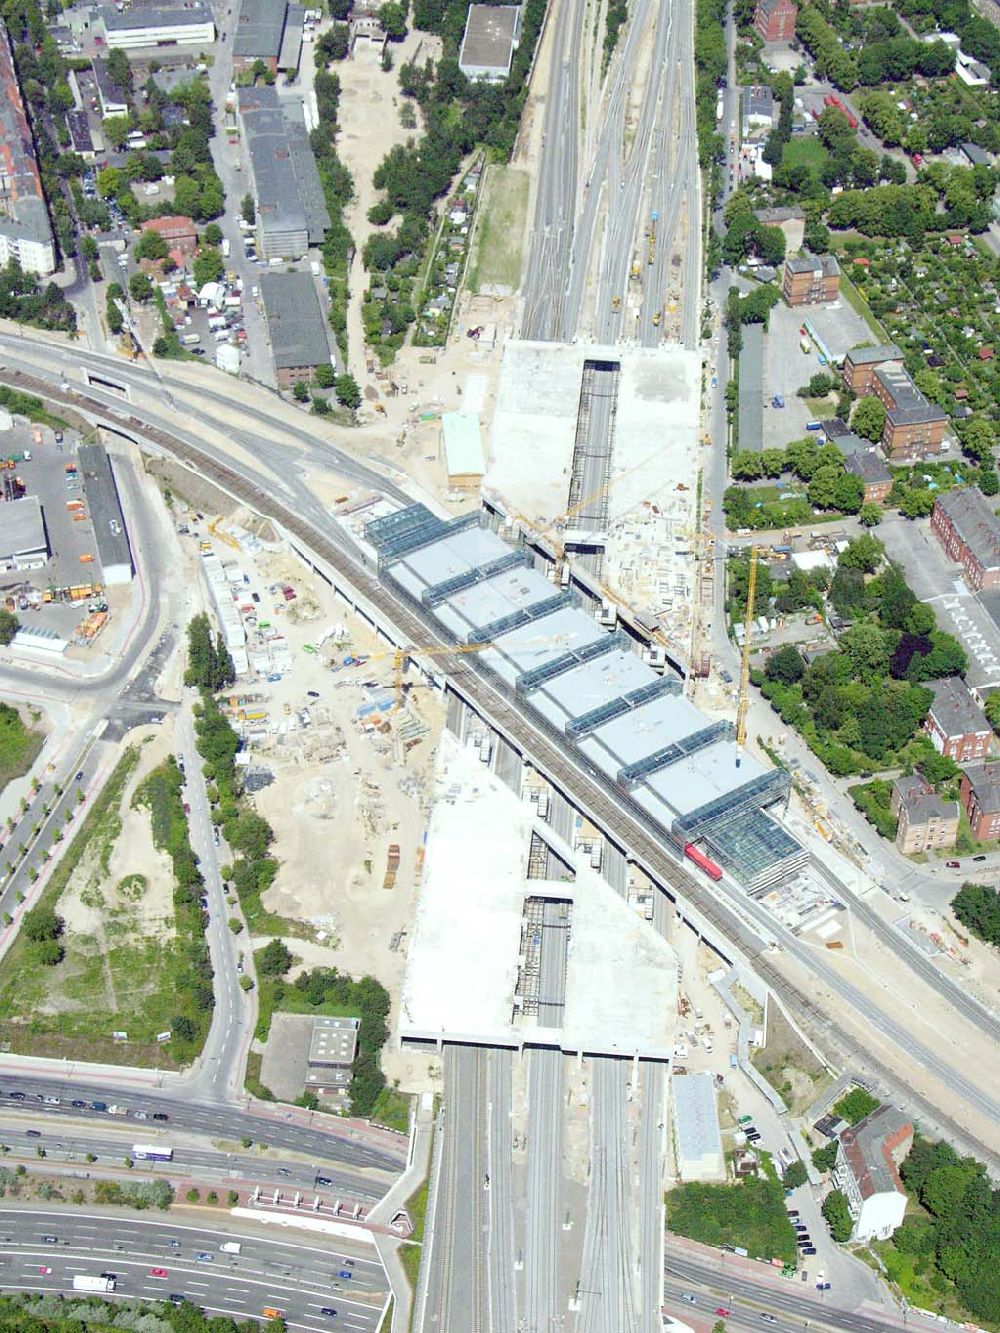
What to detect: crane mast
<box><xmin>735</xmin><ymin>546</ymin><xmax>759</xmax><ymax>753</ymax></box>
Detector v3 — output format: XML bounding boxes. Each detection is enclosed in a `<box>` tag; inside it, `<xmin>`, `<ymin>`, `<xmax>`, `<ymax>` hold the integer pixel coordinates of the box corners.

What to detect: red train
<box><xmin>684</xmin><ymin>843</ymin><xmax>724</xmax><ymax>882</ymax></box>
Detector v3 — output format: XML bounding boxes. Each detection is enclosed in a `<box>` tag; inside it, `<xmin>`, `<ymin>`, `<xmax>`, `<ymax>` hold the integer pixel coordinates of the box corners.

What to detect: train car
<box><xmin>684</xmin><ymin>843</ymin><xmax>724</xmax><ymax>882</ymax></box>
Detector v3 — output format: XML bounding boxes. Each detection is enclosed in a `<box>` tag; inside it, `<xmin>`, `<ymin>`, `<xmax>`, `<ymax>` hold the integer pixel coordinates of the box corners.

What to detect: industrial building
<box><xmin>258</xmin><ymin>271</ymin><xmax>332</xmax><ymax>388</ymax></box>
<box><xmin>0</xmin><ymin>495</ymin><xmax>48</xmax><ymax>571</ymax></box>
<box><xmin>738</xmin><ymin>323</ymin><xmax>764</xmax><ymax>453</ymax></box>
<box><xmin>366</xmin><ymin>505</ymin><xmax>806</xmax><ymax>891</ymax></box>
<box><xmin>77</xmin><ymin>445</ymin><xmax>134</xmax><ymax>585</ymax></box>
<box><xmin>236</xmin><ymin>86</ymin><xmax>329</xmax><ymax>260</ymax></box>
<box><xmin>833</xmin><ymin>1104</ymin><xmax>912</xmax><ymax>1241</ymax></box>
<box><xmin>0</xmin><ymin>20</ymin><xmax>56</xmax><ymax>276</ymax></box>
<box><xmin>458</xmin><ymin>4</ymin><xmax>522</xmax><ymax>82</ymax></box>
<box><xmin>671</xmin><ymin>1072</ymin><xmax>725</xmax><ymax>1181</ymax></box>
<box><xmin>100</xmin><ymin>1</ymin><xmax>215</xmax><ymax>48</ymax></box>
<box><xmin>233</xmin><ymin>0</ymin><xmax>303</xmax><ymax>73</ymax></box>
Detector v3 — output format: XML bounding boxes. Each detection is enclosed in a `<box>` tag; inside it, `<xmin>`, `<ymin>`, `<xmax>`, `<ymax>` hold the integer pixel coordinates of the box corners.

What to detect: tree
<box><xmin>240</xmin><ymin>192</ymin><xmax>256</xmax><ymax>225</ymax></box>
<box><xmin>859</xmin><ymin>502</ymin><xmax>882</xmax><ymax>527</ymax></box>
<box><xmin>128</xmin><ymin>272</ymin><xmax>153</xmax><ymax>303</ymax></box>
<box><xmin>106</xmin><ymin>48</ymin><xmax>133</xmax><ymax>99</ymax></box>
<box><xmin>765</xmin><ymin>645</ymin><xmax>806</xmax><ymax>685</ymax></box>
<box><xmin>812</xmin><ymin>1141</ymin><xmax>839</xmax><ymax>1172</ymax></box>
<box><xmin>986</xmin><ymin>692</ymin><xmax>1000</xmax><ymax>735</ymax></box>
<box><xmin>334</xmin><ymin>372</ymin><xmax>362</xmax><ymax>410</ymax></box>
<box><xmin>258</xmin><ymin>938</ymin><xmax>293</xmax><ymax>977</ymax></box>
<box><xmin>900</xmin><ymin>488</ymin><xmax>935</xmax><ymax>520</ymax></box>
<box><xmin>838</xmin><ymin>534</ymin><xmax>884</xmax><ymax>573</ymax></box>
<box><xmin>952</xmin><ymin>882</ymin><xmax>1000</xmax><ymax>945</ymax></box>
<box><xmin>292</xmin><ymin>381</ymin><xmax>311</xmax><ymax>403</ymax></box>
<box><xmin>313</xmin><ymin>362</ymin><xmax>336</xmax><ymax>389</ymax></box>
<box><xmin>172</xmin><ymin>1014</ymin><xmax>197</xmax><ymax>1041</ymax></box>
<box><xmin>102</xmin><ymin>115</ymin><xmax>131</xmax><ymax>151</ymax></box>
<box><xmin>841</xmin><ymin>620</ymin><xmax>892</xmax><ymax>682</ymax></box>
<box><xmin>852</xmin><ymin>395</ymin><xmax>886</xmax><ymax>442</ymax></box>
<box><xmin>821</xmin><ymin>1189</ymin><xmax>854</xmax><ymax>1242</ymax></box>
<box><xmin>379</xmin><ymin>1</ymin><xmax>407</xmax><ymax>38</ymax></box>
<box><xmin>980</xmin><ymin>468</ymin><xmax>999</xmax><ymax>498</ymax></box>
<box><xmin>783</xmin><ymin>1160</ymin><xmax>808</xmax><ymax>1189</ymax></box>
<box><xmin>192</xmin><ymin>248</ymin><xmax>224</xmax><ymax>288</ymax></box>
<box><xmin>834</xmin><ymin>1087</ymin><xmax>881</xmax><ymax>1124</ymax></box>
<box><xmin>0</xmin><ymin>609</ymin><xmax>18</xmax><ymax>645</ymax></box>
<box><xmin>202</xmin><ymin>222</ymin><xmax>223</xmax><ymax>247</ymax></box>
<box><xmin>22</xmin><ymin>907</ymin><xmax>64</xmax><ymax>942</ymax></box>
<box><xmin>134</xmin><ymin>230</ymin><xmax>168</xmax><ymax>262</ymax></box>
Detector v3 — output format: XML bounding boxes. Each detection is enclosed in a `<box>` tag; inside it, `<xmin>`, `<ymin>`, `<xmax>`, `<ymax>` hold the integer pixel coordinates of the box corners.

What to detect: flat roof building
<box><xmin>738</xmin><ymin>322</ymin><xmax>764</xmax><ymax>453</ymax></box>
<box><xmin>258</xmin><ymin>270</ymin><xmax>332</xmax><ymax>388</ymax></box>
<box><xmin>672</xmin><ymin>1072</ymin><xmax>726</xmax><ymax>1181</ymax></box>
<box><xmin>308</xmin><ymin>1016</ymin><xmax>359</xmax><ymax>1068</ymax></box>
<box><xmin>0</xmin><ymin>495</ymin><xmax>48</xmax><ymax>570</ymax></box>
<box><xmin>233</xmin><ymin>0</ymin><xmax>291</xmax><ymax>71</ymax></box>
<box><xmin>441</xmin><ymin>411</ymin><xmax>486</xmax><ymax>491</ymax></box>
<box><xmin>100</xmin><ymin>2</ymin><xmax>215</xmax><ymax>48</ymax></box>
<box><xmin>236</xmin><ymin>85</ymin><xmax>329</xmax><ymax>260</ymax></box>
<box><xmin>458</xmin><ymin>4</ymin><xmax>522</xmax><ymax>81</ymax></box>
<box><xmin>843</xmin><ymin>450</ymin><xmax>891</xmax><ymax>503</ymax></box>
<box><xmin>0</xmin><ymin>21</ymin><xmax>56</xmax><ymax>276</ymax></box>
<box><xmin>77</xmin><ymin>444</ymin><xmax>134</xmax><ymax>585</ymax></box>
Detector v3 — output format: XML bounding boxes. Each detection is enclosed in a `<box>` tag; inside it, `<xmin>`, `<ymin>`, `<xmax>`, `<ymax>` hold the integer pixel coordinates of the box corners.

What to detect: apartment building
<box><xmin>0</xmin><ymin>20</ymin><xmax>56</xmax><ymax>275</ymax></box>
<box><xmin>782</xmin><ymin>253</ymin><xmax>840</xmax><ymax>306</ymax></box>
<box><xmin>841</xmin><ymin>344</ymin><xmax>905</xmax><ymax>395</ymax></box>
<box><xmin>960</xmin><ymin>763</ymin><xmax>1000</xmax><ymax>841</ymax></box>
<box><xmin>931</xmin><ymin>487</ymin><xmax>1000</xmax><ymax>592</ymax></box>
<box><xmin>870</xmin><ymin>363</ymin><xmax>948</xmax><ymax>460</ymax></box>
<box><xmin>890</xmin><ymin>774</ymin><xmax>958</xmax><ymax>855</ymax></box>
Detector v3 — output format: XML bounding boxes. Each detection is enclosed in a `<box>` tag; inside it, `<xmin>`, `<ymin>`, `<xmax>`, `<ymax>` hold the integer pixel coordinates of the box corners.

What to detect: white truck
<box><xmin>220</xmin><ymin>1241</ymin><xmax>242</xmax><ymax>1254</ymax></box>
<box><xmin>73</xmin><ymin>1275</ymin><xmax>116</xmax><ymax>1293</ymax></box>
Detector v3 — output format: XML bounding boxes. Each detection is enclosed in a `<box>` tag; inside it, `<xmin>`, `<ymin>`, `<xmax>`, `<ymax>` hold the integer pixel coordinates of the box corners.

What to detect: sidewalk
<box><xmin>367</xmin><ymin>1094</ymin><xmax>435</xmax><ymax>1333</ymax></box>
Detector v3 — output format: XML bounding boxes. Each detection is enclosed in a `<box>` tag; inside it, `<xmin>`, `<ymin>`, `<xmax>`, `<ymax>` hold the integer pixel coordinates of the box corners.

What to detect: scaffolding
<box><xmin>420</xmin><ymin>549</ymin><xmax>531</xmax><ymax>608</ymax></box>
<box><xmin>618</xmin><ymin>720</ymin><xmax>735</xmax><ymax>788</ymax></box>
<box><xmin>707</xmin><ymin>808</ymin><xmax>808</xmax><ymax>892</ymax></box>
<box><xmin>468</xmin><ymin>592</ymin><xmax>573</xmax><ymax>644</ymax></box>
<box><xmin>515</xmin><ymin>629</ymin><xmax>630</xmax><ymax>695</ymax></box>
<box><xmin>365</xmin><ymin>504</ymin><xmax>481</xmax><ymax>571</ymax></box>
<box><xmin>564</xmin><ymin>675</ymin><xmax>682</xmax><ymax>739</ymax></box>
<box><xmin>673</xmin><ymin>769</ymin><xmax>791</xmax><ymax>846</ymax></box>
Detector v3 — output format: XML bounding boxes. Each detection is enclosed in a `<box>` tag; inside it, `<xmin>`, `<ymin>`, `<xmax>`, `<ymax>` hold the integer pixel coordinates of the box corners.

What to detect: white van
<box><xmin>220</xmin><ymin>1241</ymin><xmax>241</xmax><ymax>1254</ymax></box>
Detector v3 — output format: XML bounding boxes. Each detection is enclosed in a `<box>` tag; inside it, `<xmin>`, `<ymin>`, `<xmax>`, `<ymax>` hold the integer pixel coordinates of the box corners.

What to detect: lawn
<box><xmin>0</xmin><ymin>748</ymin><xmax>209</xmax><ymax>1068</ymax></box>
<box><xmin>0</xmin><ymin>703</ymin><xmax>42</xmax><ymax>794</ymax></box>
<box><xmin>399</xmin><ymin>1175</ymin><xmax>430</xmax><ymax>1294</ymax></box>
<box><xmin>781</xmin><ymin>137</ymin><xmax>828</xmax><ymax>172</ymax></box>
<box><xmin>666</xmin><ymin>1176</ymin><xmax>798</xmax><ymax>1264</ymax></box>
<box><xmin>468</xmin><ymin>166</ymin><xmax>529</xmax><ymax>293</ymax></box>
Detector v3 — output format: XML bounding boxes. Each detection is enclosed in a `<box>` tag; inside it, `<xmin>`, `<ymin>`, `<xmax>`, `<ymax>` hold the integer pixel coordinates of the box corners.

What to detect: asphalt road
<box><xmin>0</xmin><ymin>1118</ymin><xmax>381</xmax><ymax>1202</ymax></box>
<box><xmin>0</xmin><ymin>1078</ymin><xmax>404</xmax><ymax>1178</ymax></box>
<box><xmin>0</xmin><ymin>1208</ymin><xmax>387</xmax><ymax>1332</ymax></box>
<box><xmin>522</xmin><ymin>1047</ymin><xmax>563</xmax><ymax>1333</ymax></box>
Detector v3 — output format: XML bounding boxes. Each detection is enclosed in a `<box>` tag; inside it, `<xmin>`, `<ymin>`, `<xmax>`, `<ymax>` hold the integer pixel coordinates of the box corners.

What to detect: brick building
<box><xmin>925</xmin><ymin>676</ymin><xmax>992</xmax><ymax>762</ymax></box>
<box><xmin>931</xmin><ymin>487</ymin><xmax>1000</xmax><ymax>592</ymax></box>
<box><xmin>960</xmin><ymin>763</ymin><xmax>1000</xmax><ymax>841</ymax></box>
<box><xmin>140</xmin><ymin>215</ymin><xmax>196</xmax><ymax>258</ymax></box>
<box><xmin>870</xmin><ymin>364</ymin><xmax>948</xmax><ymax>460</ymax></box>
<box><xmin>782</xmin><ymin>253</ymin><xmax>840</xmax><ymax>306</ymax></box>
<box><xmin>890</xmin><ymin>775</ymin><xmax>958</xmax><ymax>855</ymax></box>
<box><xmin>755</xmin><ymin>0</ymin><xmax>797</xmax><ymax>42</ymax></box>
<box><xmin>841</xmin><ymin>343</ymin><xmax>905</xmax><ymax>395</ymax></box>
<box><xmin>843</xmin><ymin>451</ymin><xmax>892</xmax><ymax>503</ymax></box>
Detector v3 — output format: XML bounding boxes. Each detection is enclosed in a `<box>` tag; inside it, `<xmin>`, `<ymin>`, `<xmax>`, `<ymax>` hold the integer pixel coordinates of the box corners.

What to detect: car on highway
<box><xmin>169</xmin><ymin>1294</ymin><xmax>185</xmax><ymax>1305</ymax></box>
<box><xmin>715</xmin><ymin>1308</ymin><xmax>731</xmax><ymax>1318</ymax></box>
<box><xmin>8</xmin><ymin>1092</ymin><xmax>25</xmax><ymax>1101</ymax></box>
<box><xmin>315</xmin><ymin>1176</ymin><xmax>332</xmax><ymax>1186</ymax></box>
<box><xmin>38</xmin><ymin>1266</ymin><xmax>52</xmax><ymax>1275</ymax></box>
<box><xmin>71</xmin><ymin>1100</ymin><xmax>86</xmax><ymax>1108</ymax></box>
<box><xmin>41</xmin><ymin>1236</ymin><xmax>57</xmax><ymax>1244</ymax></box>
<box><xmin>973</xmin><ymin>854</ymin><xmax>987</xmax><ymax>861</ymax></box>
<box><xmin>320</xmin><ymin>1309</ymin><xmax>337</xmax><ymax>1318</ymax></box>
<box><xmin>90</xmin><ymin>1101</ymin><xmax>107</xmax><ymax>1111</ymax></box>
<box><xmin>150</xmin><ymin>1268</ymin><xmax>168</xmax><ymax>1279</ymax></box>
<box><xmin>26</xmin><ymin>1130</ymin><xmax>41</xmax><ymax>1138</ymax></box>
<box><xmin>153</xmin><ymin>1112</ymin><xmax>169</xmax><ymax>1121</ymax></box>
<box><xmin>75</xmin><ymin>771</ymin><xmax>84</xmax><ymax>781</ymax></box>
<box><xmin>133</xmin><ymin>1110</ymin><xmax>147</xmax><ymax>1120</ymax></box>
<box><xmin>195</xmin><ymin>1252</ymin><xmax>213</xmax><ymax>1262</ymax></box>
<box><xmin>946</xmin><ymin>860</ymin><xmax>960</xmax><ymax>868</ymax></box>
<box><xmin>679</xmin><ymin>1293</ymin><xmax>696</xmax><ymax>1303</ymax></box>
<box><xmin>787</xmin><ymin>1209</ymin><xmax>799</xmax><ymax>1217</ymax></box>
<box><xmin>760</xmin><ymin>1315</ymin><xmax>777</xmax><ymax>1324</ymax></box>
<box><xmin>307</xmin><ymin>690</ymin><xmax>320</xmax><ymax>698</ymax></box>
<box><xmin>337</xmin><ymin>1270</ymin><xmax>353</xmax><ymax>1280</ymax></box>
<box><xmin>43</xmin><ymin>1096</ymin><xmax>60</xmax><ymax>1106</ymax></box>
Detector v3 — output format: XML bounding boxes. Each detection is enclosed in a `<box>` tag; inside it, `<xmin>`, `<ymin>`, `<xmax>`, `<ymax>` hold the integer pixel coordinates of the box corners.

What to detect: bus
<box><xmin>132</xmin><ymin>1144</ymin><xmax>173</xmax><ymax>1162</ymax></box>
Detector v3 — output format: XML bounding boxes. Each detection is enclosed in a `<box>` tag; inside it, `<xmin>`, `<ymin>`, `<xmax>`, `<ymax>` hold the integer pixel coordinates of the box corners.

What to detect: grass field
<box><xmin>468</xmin><ymin>166</ymin><xmax>529</xmax><ymax>293</ymax></box>
<box><xmin>0</xmin><ymin>703</ymin><xmax>42</xmax><ymax>794</ymax></box>
<box><xmin>781</xmin><ymin>137</ymin><xmax>828</xmax><ymax>172</ymax></box>
<box><xmin>0</xmin><ymin>747</ymin><xmax>206</xmax><ymax>1068</ymax></box>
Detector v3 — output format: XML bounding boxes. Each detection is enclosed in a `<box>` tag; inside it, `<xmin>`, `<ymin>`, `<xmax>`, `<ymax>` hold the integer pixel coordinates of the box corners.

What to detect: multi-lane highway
<box><xmin>0</xmin><ymin>1209</ymin><xmax>387</xmax><ymax>1332</ymax></box>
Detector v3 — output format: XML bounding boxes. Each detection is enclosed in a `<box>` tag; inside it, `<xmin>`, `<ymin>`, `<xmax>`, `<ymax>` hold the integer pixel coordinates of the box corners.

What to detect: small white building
<box><xmin>672</xmin><ymin>1072</ymin><xmax>726</xmax><ymax>1182</ymax></box>
<box><xmin>0</xmin><ymin>496</ymin><xmax>48</xmax><ymax>571</ymax></box>
<box><xmin>833</xmin><ymin>1103</ymin><xmax>913</xmax><ymax>1241</ymax></box>
<box><xmin>100</xmin><ymin>2</ymin><xmax>216</xmax><ymax>49</ymax></box>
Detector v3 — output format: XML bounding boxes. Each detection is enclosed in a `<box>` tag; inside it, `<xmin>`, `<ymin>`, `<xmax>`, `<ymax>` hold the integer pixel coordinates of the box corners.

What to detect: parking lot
<box><xmin>762</xmin><ymin>298</ymin><xmax>876</xmax><ymax>449</ymax></box>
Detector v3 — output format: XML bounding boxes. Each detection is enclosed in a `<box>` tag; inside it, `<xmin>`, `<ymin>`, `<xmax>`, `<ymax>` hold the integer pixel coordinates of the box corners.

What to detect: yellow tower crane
<box><xmin>352</xmin><ymin>641</ymin><xmax>497</xmax><ymax>712</ymax></box>
<box><xmin>735</xmin><ymin>545</ymin><xmax>759</xmax><ymax>754</ymax></box>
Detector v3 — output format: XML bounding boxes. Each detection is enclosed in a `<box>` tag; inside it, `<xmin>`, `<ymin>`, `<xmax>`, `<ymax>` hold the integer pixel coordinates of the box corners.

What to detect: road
<box><xmin>8</xmin><ymin>351</ymin><xmax>1000</xmax><ymax>1167</ymax></box>
<box><xmin>0</xmin><ymin>1208</ymin><xmax>386</xmax><ymax>1332</ymax></box>
<box><xmin>522</xmin><ymin>1047</ymin><xmax>563</xmax><ymax>1333</ymax></box>
<box><xmin>0</xmin><ymin>1077</ymin><xmax>404</xmax><ymax>1178</ymax></box>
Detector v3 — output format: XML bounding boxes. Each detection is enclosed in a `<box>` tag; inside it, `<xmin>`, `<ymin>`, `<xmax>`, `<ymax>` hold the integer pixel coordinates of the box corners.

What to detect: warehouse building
<box><xmin>672</xmin><ymin>1072</ymin><xmax>725</xmax><ymax>1181</ymax></box>
<box><xmin>100</xmin><ymin>1</ymin><xmax>215</xmax><ymax>48</ymax></box>
<box><xmin>458</xmin><ymin>4</ymin><xmax>522</xmax><ymax>82</ymax></box>
<box><xmin>77</xmin><ymin>444</ymin><xmax>134</xmax><ymax>585</ymax></box>
<box><xmin>236</xmin><ymin>85</ymin><xmax>329</xmax><ymax>259</ymax></box>
<box><xmin>233</xmin><ymin>0</ymin><xmax>302</xmax><ymax>73</ymax></box>
<box><xmin>366</xmin><ymin>505</ymin><xmax>806</xmax><ymax>891</ymax></box>
<box><xmin>0</xmin><ymin>21</ymin><xmax>56</xmax><ymax>276</ymax></box>
<box><xmin>258</xmin><ymin>271</ymin><xmax>332</xmax><ymax>388</ymax></box>
<box><xmin>0</xmin><ymin>495</ymin><xmax>48</xmax><ymax>571</ymax></box>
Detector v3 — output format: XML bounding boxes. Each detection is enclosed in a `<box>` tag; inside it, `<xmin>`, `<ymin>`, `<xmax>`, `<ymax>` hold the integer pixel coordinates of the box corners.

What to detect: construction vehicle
<box><xmin>208</xmin><ymin>517</ymin><xmax>240</xmax><ymax>550</ymax></box>
<box><xmin>735</xmin><ymin>546</ymin><xmax>760</xmax><ymax>756</ymax></box>
<box><xmin>611</xmin><ymin>296</ymin><xmax>621</xmax><ymax>312</ymax></box>
<box><xmin>652</xmin><ymin>312</ymin><xmax>661</xmax><ymax>326</ymax></box>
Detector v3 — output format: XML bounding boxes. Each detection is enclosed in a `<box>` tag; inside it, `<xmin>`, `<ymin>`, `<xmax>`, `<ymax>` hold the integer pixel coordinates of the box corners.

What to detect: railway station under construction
<box><xmin>365</xmin><ymin>504</ymin><xmax>807</xmax><ymax>893</ymax></box>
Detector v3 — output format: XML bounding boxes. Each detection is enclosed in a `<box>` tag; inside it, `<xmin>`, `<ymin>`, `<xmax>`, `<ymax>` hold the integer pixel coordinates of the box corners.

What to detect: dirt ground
<box><xmin>751</xmin><ymin>1003</ymin><xmax>831</xmax><ymax>1115</ymax></box>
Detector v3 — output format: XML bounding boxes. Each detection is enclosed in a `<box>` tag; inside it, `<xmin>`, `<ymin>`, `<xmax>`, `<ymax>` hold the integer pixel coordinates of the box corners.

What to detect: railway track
<box><xmin>10</xmin><ymin>368</ymin><xmax>1000</xmax><ymax>1173</ymax></box>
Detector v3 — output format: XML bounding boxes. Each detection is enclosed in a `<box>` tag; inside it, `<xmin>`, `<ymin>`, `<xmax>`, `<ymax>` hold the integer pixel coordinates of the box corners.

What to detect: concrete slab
<box><xmin>399</xmin><ymin>734</ymin><xmax>678</xmax><ymax>1058</ymax></box>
